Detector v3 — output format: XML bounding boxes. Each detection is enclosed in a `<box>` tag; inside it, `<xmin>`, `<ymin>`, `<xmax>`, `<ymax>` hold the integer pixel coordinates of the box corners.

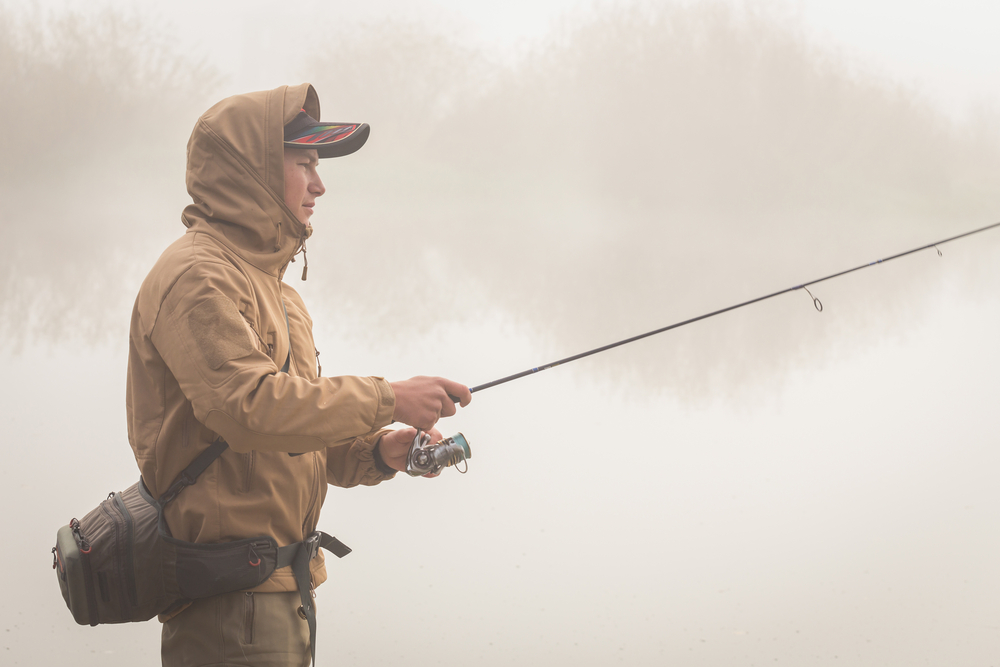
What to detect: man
<box><xmin>126</xmin><ymin>83</ymin><xmax>471</xmax><ymax>666</ymax></box>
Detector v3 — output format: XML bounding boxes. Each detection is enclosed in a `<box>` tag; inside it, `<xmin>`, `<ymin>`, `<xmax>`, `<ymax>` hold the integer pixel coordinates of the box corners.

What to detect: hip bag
<box><xmin>51</xmin><ymin>440</ymin><xmax>349</xmax><ymax>664</ymax></box>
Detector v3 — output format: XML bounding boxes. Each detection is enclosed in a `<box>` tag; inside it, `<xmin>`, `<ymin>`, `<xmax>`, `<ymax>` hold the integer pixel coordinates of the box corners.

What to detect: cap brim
<box><xmin>284</xmin><ymin>122</ymin><xmax>370</xmax><ymax>158</ymax></box>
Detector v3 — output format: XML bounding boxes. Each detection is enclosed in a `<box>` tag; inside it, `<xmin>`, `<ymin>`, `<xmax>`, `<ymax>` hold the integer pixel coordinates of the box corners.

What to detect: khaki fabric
<box><xmin>126</xmin><ymin>83</ymin><xmax>396</xmax><ymax>601</ymax></box>
<box><xmin>161</xmin><ymin>591</ymin><xmax>311</xmax><ymax>667</ymax></box>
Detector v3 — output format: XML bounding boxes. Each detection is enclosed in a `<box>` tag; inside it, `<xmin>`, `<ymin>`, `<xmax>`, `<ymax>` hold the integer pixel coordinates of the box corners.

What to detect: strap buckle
<box><xmin>158</xmin><ymin>472</ymin><xmax>192</xmax><ymax>506</ymax></box>
<box><xmin>303</xmin><ymin>532</ymin><xmax>321</xmax><ymax>561</ymax></box>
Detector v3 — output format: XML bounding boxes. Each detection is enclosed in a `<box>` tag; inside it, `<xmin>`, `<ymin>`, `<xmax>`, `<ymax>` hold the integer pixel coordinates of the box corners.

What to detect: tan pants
<box><xmin>161</xmin><ymin>591</ymin><xmax>312</xmax><ymax>667</ymax></box>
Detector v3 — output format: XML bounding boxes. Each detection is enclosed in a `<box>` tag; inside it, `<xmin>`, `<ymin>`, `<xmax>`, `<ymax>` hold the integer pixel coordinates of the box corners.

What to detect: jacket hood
<box><xmin>182</xmin><ymin>83</ymin><xmax>320</xmax><ymax>277</ymax></box>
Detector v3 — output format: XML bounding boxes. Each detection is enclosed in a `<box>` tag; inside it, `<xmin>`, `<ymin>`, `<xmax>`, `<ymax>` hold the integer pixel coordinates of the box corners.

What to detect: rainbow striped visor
<box><xmin>283</xmin><ymin>111</ymin><xmax>370</xmax><ymax>158</ymax></box>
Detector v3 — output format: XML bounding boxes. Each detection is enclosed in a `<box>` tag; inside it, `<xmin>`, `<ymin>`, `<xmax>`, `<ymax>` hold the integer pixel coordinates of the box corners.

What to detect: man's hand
<box><xmin>377</xmin><ymin>427</ymin><xmax>443</xmax><ymax>474</ymax></box>
<box><xmin>389</xmin><ymin>376</ymin><xmax>471</xmax><ymax>431</ymax></box>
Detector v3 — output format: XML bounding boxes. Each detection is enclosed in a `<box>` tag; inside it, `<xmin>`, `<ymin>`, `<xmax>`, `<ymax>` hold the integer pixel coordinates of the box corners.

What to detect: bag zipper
<box><xmin>112</xmin><ymin>493</ymin><xmax>138</xmax><ymax>606</ymax></box>
<box><xmin>70</xmin><ymin>518</ymin><xmax>100</xmax><ymax>626</ymax></box>
<box><xmin>99</xmin><ymin>501</ymin><xmax>129</xmax><ymax>618</ymax></box>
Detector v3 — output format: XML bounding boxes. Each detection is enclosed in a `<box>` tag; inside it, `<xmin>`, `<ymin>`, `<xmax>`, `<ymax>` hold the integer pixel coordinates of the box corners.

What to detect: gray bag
<box><xmin>52</xmin><ymin>441</ymin><xmax>350</xmax><ymax>662</ymax></box>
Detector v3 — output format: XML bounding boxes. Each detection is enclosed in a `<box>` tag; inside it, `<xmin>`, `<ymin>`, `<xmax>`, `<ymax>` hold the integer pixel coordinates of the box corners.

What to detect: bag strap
<box><xmin>157</xmin><ymin>440</ymin><xmax>229</xmax><ymax>507</ymax></box>
<box><xmin>275</xmin><ymin>531</ymin><xmax>352</xmax><ymax>665</ymax></box>
<box><xmin>159</xmin><ymin>300</ymin><xmax>289</xmax><ymax>494</ymax></box>
<box><xmin>156</xmin><ymin>296</ymin><xmax>288</xmax><ymax>504</ymax></box>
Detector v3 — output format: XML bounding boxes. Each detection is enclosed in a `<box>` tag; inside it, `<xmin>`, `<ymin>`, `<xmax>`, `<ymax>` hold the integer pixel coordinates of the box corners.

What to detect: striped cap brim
<box><xmin>284</xmin><ymin>111</ymin><xmax>370</xmax><ymax>158</ymax></box>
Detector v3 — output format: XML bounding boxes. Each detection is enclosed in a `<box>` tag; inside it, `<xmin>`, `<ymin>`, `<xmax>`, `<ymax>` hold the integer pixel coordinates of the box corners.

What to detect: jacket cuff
<box><xmin>370</xmin><ymin>376</ymin><xmax>395</xmax><ymax>429</ymax></box>
<box><xmin>372</xmin><ymin>435</ymin><xmax>399</xmax><ymax>477</ymax></box>
<box><xmin>357</xmin><ymin>431</ymin><xmax>397</xmax><ymax>483</ymax></box>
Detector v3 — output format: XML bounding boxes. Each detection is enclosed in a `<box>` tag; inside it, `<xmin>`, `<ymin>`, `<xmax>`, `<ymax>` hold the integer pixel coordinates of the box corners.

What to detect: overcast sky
<box><xmin>21</xmin><ymin>0</ymin><xmax>1000</xmax><ymax>120</ymax></box>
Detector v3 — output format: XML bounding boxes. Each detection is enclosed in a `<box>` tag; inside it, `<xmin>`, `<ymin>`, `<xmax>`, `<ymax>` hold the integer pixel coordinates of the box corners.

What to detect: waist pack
<box><xmin>52</xmin><ymin>440</ymin><xmax>350</xmax><ymax>663</ymax></box>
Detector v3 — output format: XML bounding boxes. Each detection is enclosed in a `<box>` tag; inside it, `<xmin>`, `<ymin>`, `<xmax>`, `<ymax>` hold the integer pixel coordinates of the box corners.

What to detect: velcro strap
<box><xmin>319</xmin><ymin>533</ymin><xmax>352</xmax><ymax>559</ymax></box>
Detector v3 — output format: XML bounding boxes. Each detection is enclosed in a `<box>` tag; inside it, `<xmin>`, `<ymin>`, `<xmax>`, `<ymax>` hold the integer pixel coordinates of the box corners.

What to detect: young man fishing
<box><xmin>126</xmin><ymin>83</ymin><xmax>471</xmax><ymax>666</ymax></box>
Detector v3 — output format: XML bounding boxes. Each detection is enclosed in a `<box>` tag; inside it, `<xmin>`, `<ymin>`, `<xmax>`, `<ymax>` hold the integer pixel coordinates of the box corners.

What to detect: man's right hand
<box><xmin>389</xmin><ymin>376</ymin><xmax>472</xmax><ymax>431</ymax></box>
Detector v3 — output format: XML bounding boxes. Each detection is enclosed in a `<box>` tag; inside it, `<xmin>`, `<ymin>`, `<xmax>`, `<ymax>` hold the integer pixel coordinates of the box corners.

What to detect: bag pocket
<box><xmin>163</xmin><ymin>535</ymin><xmax>278</xmax><ymax>600</ymax></box>
<box><xmin>53</xmin><ymin>520</ymin><xmax>96</xmax><ymax>625</ymax></box>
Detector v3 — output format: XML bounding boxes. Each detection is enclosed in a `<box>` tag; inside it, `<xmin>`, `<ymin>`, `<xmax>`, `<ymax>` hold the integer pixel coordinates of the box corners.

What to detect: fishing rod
<box><xmin>467</xmin><ymin>220</ymin><xmax>1000</xmax><ymax>394</ymax></box>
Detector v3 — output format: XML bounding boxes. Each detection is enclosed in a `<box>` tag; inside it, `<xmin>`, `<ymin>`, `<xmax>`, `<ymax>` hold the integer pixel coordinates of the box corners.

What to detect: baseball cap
<box><xmin>283</xmin><ymin>110</ymin><xmax>370</xmax><ymax>158</ymax></box>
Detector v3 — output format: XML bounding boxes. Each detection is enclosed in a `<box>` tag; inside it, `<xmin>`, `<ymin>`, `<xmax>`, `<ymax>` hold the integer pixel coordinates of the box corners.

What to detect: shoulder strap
<box><xmin>157</xmin><ymin>440</ymin><xmax>229</xmax><ymax>507</ymax></box>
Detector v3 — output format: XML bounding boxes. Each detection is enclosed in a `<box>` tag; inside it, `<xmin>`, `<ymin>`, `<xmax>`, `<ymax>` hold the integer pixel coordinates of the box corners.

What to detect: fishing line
<box><xmin>467</xmin><ymin>220</ymin><xmax>1000</xmax><ymax>395</ymax></box>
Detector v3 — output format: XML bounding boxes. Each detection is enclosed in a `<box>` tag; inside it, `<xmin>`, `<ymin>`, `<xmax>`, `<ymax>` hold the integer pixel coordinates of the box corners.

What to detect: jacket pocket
<box><xmin>242</xmin><ymin>591</ymin><xmax>255</xmax><ymax>645</ymax></box>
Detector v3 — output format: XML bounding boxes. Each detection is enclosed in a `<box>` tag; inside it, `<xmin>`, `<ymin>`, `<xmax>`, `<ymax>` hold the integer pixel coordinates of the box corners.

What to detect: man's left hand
<box><xmin>377</xmin><ymin>427</ymin><xmax>444</xmax><ymax>475</ymax></box>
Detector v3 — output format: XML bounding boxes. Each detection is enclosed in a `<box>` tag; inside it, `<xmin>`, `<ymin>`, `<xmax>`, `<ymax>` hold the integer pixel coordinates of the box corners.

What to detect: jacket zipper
<box><xmin>242</xmin><ymin>451</ymin><xmax>256</xmax><ymax>493</ymax></box>
<box><xmin>277</xmin><ymin>282</ymin><xmax>293</xmax><ymax>374</ymax></box>
<box><xmin>245</xmin><ymin>318</ymin><xmax>268</xmax><ymax>355</ymax></box>
<box><xmin>302</xmin><ymin>453</ymin><xmax>321</xmax><ymax>534</ymax></box>
<box><xmin>112</xmin><ymin>493</ymin><xmax>138</xmax><ymax>607</ymax></box>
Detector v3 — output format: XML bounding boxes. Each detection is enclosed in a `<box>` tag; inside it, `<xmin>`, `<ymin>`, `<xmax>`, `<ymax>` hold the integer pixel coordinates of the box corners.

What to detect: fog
<box><xmin>3</xmin><ymin>1</ymin><xmax>1000</xmax><ymax>665</ymax></box>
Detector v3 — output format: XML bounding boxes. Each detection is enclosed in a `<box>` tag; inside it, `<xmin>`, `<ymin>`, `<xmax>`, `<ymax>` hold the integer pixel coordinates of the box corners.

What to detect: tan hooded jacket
<box><xmin>126</xmin><ymin>83</ymin><xmax>395</xmax><ymax>596</ymax></box>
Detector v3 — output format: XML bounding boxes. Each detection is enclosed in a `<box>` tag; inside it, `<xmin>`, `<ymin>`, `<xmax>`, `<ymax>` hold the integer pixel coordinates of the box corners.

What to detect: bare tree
<box><xmin>0</xmin><ymin>5</ymin><xmax>218</xmax><ymax>344</ymax></box>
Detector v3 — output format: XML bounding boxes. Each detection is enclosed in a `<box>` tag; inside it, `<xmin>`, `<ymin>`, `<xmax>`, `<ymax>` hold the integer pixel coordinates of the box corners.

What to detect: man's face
<box><xmin>283</xmin><ymin>148</ymin><xmax>325</xmax><ymax>225</ymax></box>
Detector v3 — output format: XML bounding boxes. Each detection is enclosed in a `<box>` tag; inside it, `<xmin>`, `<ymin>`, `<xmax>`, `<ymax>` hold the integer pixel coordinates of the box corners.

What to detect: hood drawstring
<box><xmin>289</xmin><ymin>236</ymin><xmax>309</xmax><ymax>281</ymax></box>
<box><xmin>275</xmin><ymin>221</ymin><xmax>283</xmax><ymax>252</ymax></box>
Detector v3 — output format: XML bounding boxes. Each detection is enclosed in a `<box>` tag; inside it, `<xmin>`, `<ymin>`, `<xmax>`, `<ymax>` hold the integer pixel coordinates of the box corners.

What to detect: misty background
<box><xmin>3</xmin><ymin>0</ymin><xmax>999</xmax><ymax>664</ymax></box>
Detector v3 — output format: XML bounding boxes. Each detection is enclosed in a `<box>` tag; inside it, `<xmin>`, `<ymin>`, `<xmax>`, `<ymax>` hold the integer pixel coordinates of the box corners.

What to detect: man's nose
<box><xmin>310</xmin><ymin>175</ymin><xmax>326</xmax><ymax>197</ymax></box>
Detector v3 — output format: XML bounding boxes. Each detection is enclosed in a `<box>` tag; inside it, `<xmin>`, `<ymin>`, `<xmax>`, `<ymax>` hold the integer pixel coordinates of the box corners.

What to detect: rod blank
<box><xmin>470</xmin><ymin>220</ymin><xmax>1000</xmax><ymax>394</ymax></box>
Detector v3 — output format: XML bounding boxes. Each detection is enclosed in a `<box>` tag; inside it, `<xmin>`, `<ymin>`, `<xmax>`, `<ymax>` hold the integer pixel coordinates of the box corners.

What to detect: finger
<box><xmin>440</xmin><ymin>400</ymin><xmax>457</xmax><ymax>419</ymax></box>
<box><xmin>440</xmin><ymin>379</ymin><xmax>472</xmax><ymax>407</ymax></box>
<box><xmin>395</xmin><ymin>427</ymin><xmax>417</xmax><ymax>443</ymax></box>
<box><xmin>421</xmin><ymin>412</ymin><xmax>440</xmax><ymax>432</ymax></box>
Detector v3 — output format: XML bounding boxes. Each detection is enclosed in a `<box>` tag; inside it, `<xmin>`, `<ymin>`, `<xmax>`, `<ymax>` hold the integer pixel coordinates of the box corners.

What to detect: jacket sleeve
<box><xmin>326</xmin><ymin>430</ymin><xmax>397</xmax><ymax>488</ymax></box>
<box><xmin>148</xmin><ymin>262</ymin><xmax>395</xmax><ymax>453</ymax></box>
